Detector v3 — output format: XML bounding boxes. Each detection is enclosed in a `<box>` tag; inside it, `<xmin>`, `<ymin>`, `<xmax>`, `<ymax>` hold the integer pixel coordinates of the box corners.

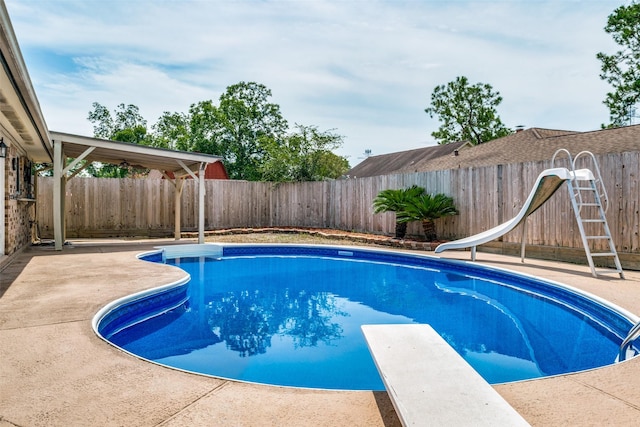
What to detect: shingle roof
<box><xmin>398</xmin><ymin>126</ymin><xmax>640</xmax><ymax>173</ymax></box>
<box><xmin>345</xmin><ymin>140</ymin><xmax>469</xmax><ymax>178</ymax></box>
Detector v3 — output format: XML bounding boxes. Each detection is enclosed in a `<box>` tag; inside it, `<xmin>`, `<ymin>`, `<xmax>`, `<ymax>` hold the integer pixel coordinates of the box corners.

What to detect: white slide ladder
<box><xmin>552</xmin><ymin>150</ymin><xmax>624</xmax><ymax>279</ymax></box>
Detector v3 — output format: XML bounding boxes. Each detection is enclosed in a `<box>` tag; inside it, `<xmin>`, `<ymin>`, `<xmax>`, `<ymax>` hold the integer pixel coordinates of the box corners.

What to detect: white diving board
<box><xmin>361</xmin><ymin>324</ymin><xmax>530</xmax><ymax>427</ymax></box>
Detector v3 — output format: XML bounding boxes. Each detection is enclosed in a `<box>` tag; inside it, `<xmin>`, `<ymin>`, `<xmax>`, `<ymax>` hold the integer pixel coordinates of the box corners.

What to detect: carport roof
<box><xmin>50</xmin><ymin>130</ymin><xmax>223</xmax><ymax>175</ymax></box>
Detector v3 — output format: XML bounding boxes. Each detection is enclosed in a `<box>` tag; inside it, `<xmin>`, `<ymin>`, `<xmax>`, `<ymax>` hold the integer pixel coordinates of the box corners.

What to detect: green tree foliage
<box><xmin>397</xmin><ymin>193</ymin><xmax>458</xmax><ymax>241</ymax></box>
<box><xmin>261</xmin><ymin>124</ymin><xmax>349</xmax><ymax>181</ymax></box>
<box><xmin>86</xmin><ymin>102</ymin><xmax>113</xmax><ymax>139</ymax></box>
<box><xmin>88</xmin><ymin>102</ymin><xmax>150</xmax><ymax>143</ymax></box>
<box><xmin>151</xmin><ymin>111</ymin><xmax>190</xmax><ymax>150</ymax></box>
<box><xmin>86</xmin><ymin>103</ymin><xmax>152</xmax><ymax>177</ymax></box>
<box><xmin>373</xmin><ymin>185</ymin><xmax>425</xmax><ymax>214</ymax></box>
<box><xmin>88</xmin><ymin>82</ymin><xmax>349</xmax><ymax>181</ymax></box>
<box><xmin>425</xmin><ymin>76</ymin><xmax>512</xmax><ymax>145</ymax></box>
<box><xmin>217</xmin><ymin>82</ymin><xmax>289</xmax><ymax>180</ymax></box>
<box><xmin>185</xmin><ymin>100</ymin><xmax>224</xmax><ymax>155</ymax></box>
<box><xmin>149</xmin><ymin>83</ymin><xmax>290</xmax><ymax>180</ymax></box>
<box><xmin>597</xmin><ymin>2</ymin><xmax>640</xmax><ymax>127</ymax></box>
<box><xmin>372</xmin><ymin>185</ymin><xmax>425</xmax><ymax>238</ymax></box>
<box><xmin>309</xmin><ymin>150</ymin><xmax>350</xmax><ymax>181</ymax></box>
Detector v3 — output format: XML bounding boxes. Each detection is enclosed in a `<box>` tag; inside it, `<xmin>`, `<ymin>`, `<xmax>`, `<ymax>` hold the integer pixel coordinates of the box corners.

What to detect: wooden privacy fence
<box><xmin>36</xmin><ymin>151</ymin><xmax>640</xmax><ymax>256</ymax></box>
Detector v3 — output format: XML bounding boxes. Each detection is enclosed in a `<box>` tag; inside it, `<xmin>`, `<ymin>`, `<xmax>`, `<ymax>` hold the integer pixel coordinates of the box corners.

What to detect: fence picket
<box><xmin>36</xmin><ymin>153</ymin><xmax>640</xmax><ymax>256</ymax></box>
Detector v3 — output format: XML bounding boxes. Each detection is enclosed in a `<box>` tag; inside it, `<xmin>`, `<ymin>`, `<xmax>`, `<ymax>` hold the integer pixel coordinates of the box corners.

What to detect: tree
<box><xmin>183</xmin><ymin>100</ymin><xmax>224</xmax><ymax>155</ymax></box>
<box><xmin>151</xmin><ymin>111</ymin><xmax>190</xmax><ymax>150</ymax></box>
<box><xmin>372</xmin><ymin>185</ymin><xmax>425</xmax><ymax>239</ymax></box>
<box><xmin>306</xmin><ymin>150</ymin><xmax>350</xmax><ymax>181</ymax></box>
<box><xmin>397</xmin><ymin>193</ymin><xmax>458</xmax><ymax>241</ymax></box>
<box><xmin>425</xmin><ymin>76</ymin><xmax>512</xmax><ymax>145</ymax></box>
<box><xmin>88</xmin><ymin>102</ymin><xmax>150</xmax><ymax>143</ymax></box>
<box><xmin>86</xmin><ymin>102</ymin><xmax>151</xmax><ymax>177</ymax></box>
<box><xmin>597</xmin><ymin>2</ymin><xmax>640</xmax><ymax>127</ymax></box>
<box><xmin>87</xmin><ymin>102</ymin><xmax>114</xmax><ymax>139</ymax></box>
<box><xmin>260</xmin><ymin>124</ymin><xmax>349</xmax><ymax>182</ymax></box>
<box><xmin>217</xmin><ymin>82</ymin><xmax>289</xmax><ymax>180</ymax></box>
<box><xmin>86</xmin><ymin>82</ymin><xmax>349</xmax><ymax>182</ymax></box>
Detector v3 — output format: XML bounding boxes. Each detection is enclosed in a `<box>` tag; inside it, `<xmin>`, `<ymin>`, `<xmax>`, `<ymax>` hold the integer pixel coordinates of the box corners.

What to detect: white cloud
<box><xmin>5</xmin><ymin>0</ymin><xmax>620</xmax><ymax>165</ymax></box>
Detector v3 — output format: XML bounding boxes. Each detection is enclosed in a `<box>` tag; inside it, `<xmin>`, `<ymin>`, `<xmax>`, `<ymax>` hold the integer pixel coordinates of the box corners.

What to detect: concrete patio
<box><xmin>2</xmin><ymin>237</ymin><xmax>640</xmax><ymax>426</ymax></box>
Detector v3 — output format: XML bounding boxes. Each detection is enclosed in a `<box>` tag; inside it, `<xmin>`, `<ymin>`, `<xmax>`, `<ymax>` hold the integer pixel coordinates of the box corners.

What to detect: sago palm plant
<box><xmin>397</xmin><ymin>193</ymin><xmax>458</xmax><ymax>241</ymax></box>
<box><xmin>372</xmin><ymin>185</ymin><xmax>425</xmax><ymax>238</ymax></box>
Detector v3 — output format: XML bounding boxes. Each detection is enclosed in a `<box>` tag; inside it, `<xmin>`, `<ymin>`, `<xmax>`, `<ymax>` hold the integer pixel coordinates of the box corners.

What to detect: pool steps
<box><xmin>157</xmin><ymin>243</ymin><xmax>223</xmax><ymax>261</ymax></box>
<box><xmin>362</xmin><ymin>324</ymin><xmax>530</xmax><ymax>426</ymax></box>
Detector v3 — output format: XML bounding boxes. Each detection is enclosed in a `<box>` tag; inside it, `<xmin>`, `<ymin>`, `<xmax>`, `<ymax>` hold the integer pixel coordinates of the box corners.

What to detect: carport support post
<box><xmin>198</xmin><ymin>162</ymin><xmax>205</xmax><ymax>244</ymax></box>
<box><xmin>53</xmin><ymin>140</ymin><xmax>65</xmax><ymax>250</ymax></box>
<box><xmin>174</xmin><ymin>178</ymin><xmax>184</xmax><ymax>240</ymax></box>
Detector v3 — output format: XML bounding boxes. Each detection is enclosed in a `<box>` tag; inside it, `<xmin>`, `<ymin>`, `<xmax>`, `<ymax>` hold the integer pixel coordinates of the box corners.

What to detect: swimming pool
<box><xmin>94</xmin><ymin>244</ymin><xmax>639</xmax><ymax>391</ymax></box>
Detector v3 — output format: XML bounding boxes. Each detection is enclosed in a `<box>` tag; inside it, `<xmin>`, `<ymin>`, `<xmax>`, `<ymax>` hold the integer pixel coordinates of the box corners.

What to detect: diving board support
<box><xmin>361</xmin><ymin>324</ymin><xmax>530</xmax><ymax>427</ymax></box>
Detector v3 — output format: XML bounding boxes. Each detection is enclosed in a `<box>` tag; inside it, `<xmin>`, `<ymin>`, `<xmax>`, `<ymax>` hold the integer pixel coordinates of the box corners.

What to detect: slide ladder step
<box><xmin>595</xmin><ymin>269</ymin><xmax>624</xmax><ymax>275</ymax></box>
<box><xmin>563</xmin><ymin>152</ymin><xmax>624</xmax><ymax>279</ymax></box>
<box><xmin>590</xmin><ymin>252</ymin><xmax>616</xmax><ymax>257</ymax></box>
<box><xmin>578</xmin><ymin>203</ymin><xmax>600</xmax><ymax>207</ymax></box>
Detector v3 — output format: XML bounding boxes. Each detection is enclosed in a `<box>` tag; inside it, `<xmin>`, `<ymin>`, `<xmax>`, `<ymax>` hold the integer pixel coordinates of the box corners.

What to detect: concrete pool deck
<box><xmin>2</xmin><ymin>238</ymin><xmax>640</xmax><ymax>426</ymax></box>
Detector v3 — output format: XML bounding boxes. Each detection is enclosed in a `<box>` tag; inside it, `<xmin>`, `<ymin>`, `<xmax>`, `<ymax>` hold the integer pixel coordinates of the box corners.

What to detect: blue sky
<box><xmin>5</xmin><ymin>0</ymin><xmax>624</xmax><ymax>167</ymax></box>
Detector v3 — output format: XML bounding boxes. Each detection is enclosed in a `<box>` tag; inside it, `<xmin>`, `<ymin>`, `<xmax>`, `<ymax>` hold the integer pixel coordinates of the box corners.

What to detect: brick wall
<box><xmin>3</xmin><ymin>146</ymin><xmax>35</xmax><ymax>256</ymax></box>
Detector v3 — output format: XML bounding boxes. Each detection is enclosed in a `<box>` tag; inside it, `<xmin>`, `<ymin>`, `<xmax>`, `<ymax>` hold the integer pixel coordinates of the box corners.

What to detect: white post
<box><xmin>53</xmin><ymin>140</ymin><xmax>64</xmax><ymax>250</ymax></box>
<box><xmin>174</xmin><ymin>178</ymin><xmax>184</xmax><ymax>240</ymax></box>
<box><xmin>198</xmin><ymin>162</ymin><xmax>206</xmax><ymax>244</ymax></box>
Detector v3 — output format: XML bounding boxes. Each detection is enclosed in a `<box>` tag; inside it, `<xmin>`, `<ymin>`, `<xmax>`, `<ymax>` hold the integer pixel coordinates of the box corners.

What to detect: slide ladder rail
<box><xmin>619</xmin><ymin>319</ymin><xmax>640</xmax><ymax>362</ymax></box>
<box><xmin>551</xmin><ymin>148</ymin><xmax>590</xmax><ymax>211</ymax></box>
<box><xmin>551</xmin><ymin>148</ymin><xmax>584</xmax><ymax>208</ymax></box>
<box><xmin>559</xmin><ymin>149</ymin><xmax>624</xmax><ymax>279</ymax></box>
<box><xmin>550</xmin><ymin>148</ymin><xmax>575</xmax><ymax>168</ymax></box>
<box><xmin>573</xmin><ymin>150</ymin><xmax>609</xmax><ymax>213</ymax></box>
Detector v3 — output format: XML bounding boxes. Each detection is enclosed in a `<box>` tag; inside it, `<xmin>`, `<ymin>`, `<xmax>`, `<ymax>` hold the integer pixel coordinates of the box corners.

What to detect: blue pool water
<box><xmin>95</xmin><ymin>245</ymin><xmax>637</xmax><ymax>391</ymax></box>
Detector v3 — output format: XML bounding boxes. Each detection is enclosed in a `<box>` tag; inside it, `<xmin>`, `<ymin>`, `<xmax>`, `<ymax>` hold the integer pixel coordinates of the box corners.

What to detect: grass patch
<box><xmin>205</xmin><ymin>231</ymin><xmax>383</xmax><ymax>247</ymax></box>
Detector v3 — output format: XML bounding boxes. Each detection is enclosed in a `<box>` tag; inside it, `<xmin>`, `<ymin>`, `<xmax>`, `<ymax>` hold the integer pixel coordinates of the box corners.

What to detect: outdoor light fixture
<box><xmin>0</xmin><ymin>137</ymin><xmax>7</xmax><ymax>158</ymax></box>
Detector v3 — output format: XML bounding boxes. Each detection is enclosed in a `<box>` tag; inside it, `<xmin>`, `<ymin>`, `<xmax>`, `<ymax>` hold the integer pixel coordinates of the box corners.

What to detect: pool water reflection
<box><xmin>98</xmin><ymin>246</ymin><xmax>635</xmax><ymax>390</ymax></box>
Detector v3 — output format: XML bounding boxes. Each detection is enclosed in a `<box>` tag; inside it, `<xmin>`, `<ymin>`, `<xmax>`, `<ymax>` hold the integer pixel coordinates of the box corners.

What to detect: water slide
<box><xmin>435</xmin><ymin>167</ymin><xmax>585</xmax><ymax>260</ymax></box>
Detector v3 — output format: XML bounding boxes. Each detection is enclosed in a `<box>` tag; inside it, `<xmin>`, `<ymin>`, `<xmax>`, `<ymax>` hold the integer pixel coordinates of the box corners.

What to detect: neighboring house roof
<box><xmin>399</xmin><ymin>126</ymin><xmax>640</xmax><ymax>173</ymax></box>
<box><xmin>346</xmin><ymin>140</ymin><xmax>469</xmax><ymax>178</ymax></box>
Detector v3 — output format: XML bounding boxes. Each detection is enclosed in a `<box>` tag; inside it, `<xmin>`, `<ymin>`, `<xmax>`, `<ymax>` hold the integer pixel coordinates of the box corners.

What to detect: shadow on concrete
<box><xmin>373</xmin><ymin>391</ymin><xmax>402</xmax><ymax>427</ymax></box>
